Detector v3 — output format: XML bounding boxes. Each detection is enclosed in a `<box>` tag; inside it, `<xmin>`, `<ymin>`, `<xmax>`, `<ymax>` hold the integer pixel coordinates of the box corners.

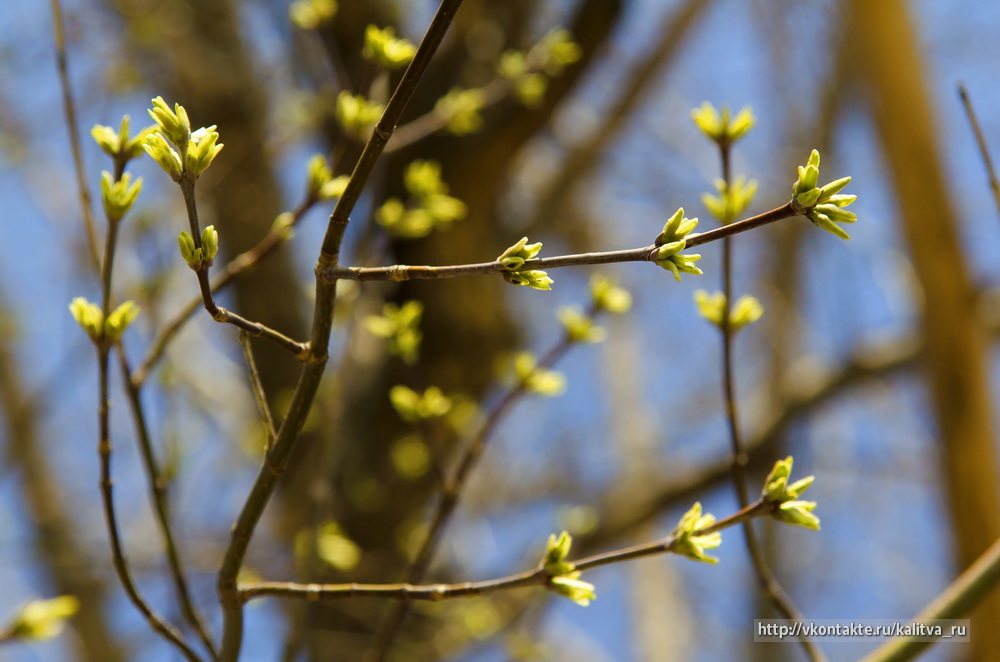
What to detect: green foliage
<box><xmin>68</xmin><ymin>298</ymin><xmax>139</xmax><ymax>342</ymax></box>
<box><xmin>389</xmin><ymin>385</ymin><xmax>452</xmax><ymax>422</ymax></box>
<box><xmin>99</xmin><ymin>171</ymin><xmax>142</xmax><ymax>222</ymax></box>
<box><xmin>497</xmin><ymin>237</ymin><xmax>553</xmax><ymax>290</ymax></box>
<box><xmin>91</xmin><ymin>115</ymin><xmax>154</xmax><ymax>163</ymax></box>
<box><xmin>762</xmin><ymin>456</ymin><xmax>820</xmax><ymax>530</ymax></box>
<box><xmin>701</xmin><ymin>176</ymin><xmax>757</xmax><ymax>225</ymax></box>
<box><xmin>435</xmin><ymin>88</ymin><xmax>486</xmax><ymax>135</ymax></box>
<box><xmin>540</xmin><ymin>531</ymin><xmax>595</xmax><ymax>606</ymax></box>
<box><xmin>177</xmin><ymin>226</ymin><xmax>218</xmax><ymax>271</ymax></box>
<box><xmin>671</xmin><ymin>502</ymin><xmax>722</xmax><ymax>564</ymax></box>
<box><xmin>694</xmin><ymin>290</ymin><xmax>763</xmax><ymax>333</ymax></box>
<box><xmin>791</xmin><ymin>149</ymin><xmax>857</xmax><ymax>239</ymax></box>
<box><xmin>3</xmin><ymin>596</ymin><xmax>79</xmax><ymax>641</ymax></box>
<box><xmin>363</xmin><ymin>25</ymin><xmax>416</xmax><ymax>69</ymax></box>
<box><xmin>653</xmin><ymin>208</ymin><xmax>703</xmax><ymax>281</ymax></box>
<box><xmin>364</xmin><ymin>301</ymin><xmax>423</xmax><ymax>364</ymax></box>
<box><xmin>335</xmin><ymin>91</ymin><xmax>384</xmax><ymax>140</ymax></box>
<box><xmin>691</xmin><ymin>102</ymin><xmax>755</xmax><ymax>145</ymax></box>
<box><xmin>512</xmin><ymin>352</ymin><xmax>565</xmax><ymax>396</ymax></box>
<box><xmin>306</xmin><ymin>154</ymin><xmax>349</xmax><ymax>200</ymax></box>
<box><xmin>376</xmin><ymin>160</ymin><xmax>467</xmax><ymax>238</ymax></box>
<box><xmin>288</xmin><ymin>0</ymin><xmax>336</xmax><ymax>30</ymax></box>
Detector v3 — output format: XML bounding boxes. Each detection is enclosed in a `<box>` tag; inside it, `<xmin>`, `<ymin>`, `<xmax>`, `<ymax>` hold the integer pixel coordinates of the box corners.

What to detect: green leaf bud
<box><xmin>558</xmin><ymin>306</ymin><xmax>605</xmax><ymax>344</ymax></box>
<box><xmin>147</xmin><ymin>96</ymin><xmax>191</xmax><ymax>147</ymax></box>
<box><xmin>549</xmin><ymin>573</ymin><xmax>595</xmax><ymax>606</ymax></box>
<box><xmin>143</xmin><ymin>133</ymin><xmax>183</xmax><ymax>181</ymax></box>
<box><xmin>184</xmin><ymin>126</ymin><xmax>223</xmax><ymax>179</ymax></box>
<box><xmin>201</xmin><ymin>225</ymin><xmax>219</xmax><ymax>265</ymax></box>
<box><xmin>5</xmin><ymin>596</ymin><xmax>79</xmax><ymax>641</ymax></box>
<box><xmin>104</xmin><ymin>301</ymin><xmax>139</xmax><ymax>341</ymax></box>
<box><xmin>672</xmin><ymin>502</ymin><xmax>722</xmax><ymax>564</ymax></box>
<box><xmin>590</xmin><ymin>274</ymin><xmax>632</xmax><ymax>313</ymax></box>
<box><xmin>68</xmin><ymin>297</ymin><xmax>103</xmax><ymax>340</ymax></box>
<box><xmin>177</xmin><ymin>231</ymin><xmax>203</xmax><ymax>270</ymax></box>
<box><xmin>435</xmin><ymin>88</ymin><xmax>485</xmax><ymax>135</ymax></box>
<box><xmin>777</xmin><ymin>500</ymin><xmax>821</xmax><ymax>530</ymax></box>
<box><xmin>335</xmin><ymin>91</ymin><xmax>383</xmax><ymax>139</ymax></box>
<box><xmin>289</xmin><ymin>0</ymin><xmax>336</xmax><ymax>29</ymax></box>
<box><xmin>363</xmin><ymin>25</ymin><xmax>416</xmax><ymax>69</ymax></box>
<box><xmin>513</xmin><ymin>352</ymin><xmax>565</xmax><ymax>396</ymax></box>
<box><xmin>389</xmin><ymin>385</ymin><xmax>452</xmax><ymax>422</ymax></box>
<box><xmin>99</xmin><ymin>171</ymin><xmax>143</xmax><ymax>222</ymax></box>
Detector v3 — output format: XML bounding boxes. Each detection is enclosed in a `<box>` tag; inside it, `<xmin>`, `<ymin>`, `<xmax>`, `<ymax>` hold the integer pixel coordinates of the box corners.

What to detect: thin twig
<box><xmin>242</xmin><ymin>499</ymin><xmax>773</xmax><ymax>603</ymax></box>
<box><xmin>715</xmin><ymin>144</ymin><xmax>825</xmax><ymax>662</ymax></box>
<box><xmin>176</xmin><ymin>179</ymin><xmax>310</xmax><ymax>359</ymax></box>
<box><xmin>117</xmin><ymin>349</ymin><xmax>219</xmax><ymax>659</ymax></box>
<box><xmin>386</xmin><ymin>78</ymin><xmax>508</xmax><ymax>153</ymax></box>
<box><xmin>48</xmin><ymin>0</ymin><xmax>100</xmax><ymax>271</ymax></box>
<box><xmin>132</xmin><ymin>197</ymin><xmax>315</xmax><ymax>385</ymax></box>
<box><xmin>367</xmin><ymin>305</ymin><xmax>598</xmax><ymax>660</ymax></box>
<box><xmin>97</xmin><ymin>349</ymin><xmax>203</xmax><ymax>662</ymax></box>
<box><xmin>238</xmin><ymin>331</ymin><xmax>277</xmax><ymax>446</ymax></box>
<box><xmin>325</xmin><ymin>202</ymin><xmax>800</xmax><ymax>283</ymax></box>
<box><xmin>214</xmin><ymin>2</ymin><xmax>468</xmax><ymax>660</ymax></box>
<box><xmin>957</xmin><ymin>83</ymin><xmax>1000</xmax><ymax>222</ymax></box>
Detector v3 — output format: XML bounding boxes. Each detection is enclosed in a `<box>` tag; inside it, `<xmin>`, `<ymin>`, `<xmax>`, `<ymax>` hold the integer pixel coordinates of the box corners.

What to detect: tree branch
<box><xmin>214</xmin><ymin>2</ymin><xmax>468</xmax><ymax>659</ymax></box>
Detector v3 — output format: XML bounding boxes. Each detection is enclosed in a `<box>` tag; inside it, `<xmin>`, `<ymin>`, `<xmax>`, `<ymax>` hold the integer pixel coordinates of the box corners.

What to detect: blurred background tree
<box><xmin>3</xmin><ymin>0</ymin><xmax>1000</xmax><ymax>660</ymax></box>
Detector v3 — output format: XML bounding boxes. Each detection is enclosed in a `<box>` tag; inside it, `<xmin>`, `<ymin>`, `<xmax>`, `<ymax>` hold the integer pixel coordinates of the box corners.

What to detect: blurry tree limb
<box><xmin>324</xmin><ymin>201</ymin><xmax>803</xmax><ymax>282</ymax></box>
<box><xmin>48</xmin><ymin>0</ymin><xmax>100</xmax><ymax>271</ymax></box>
<box><xmin>847</xmin><ymin>3</ymin><xmax>1000</xmax><ymax>660</ymax></box>
<box><xmin>585</xmin><ymin>333</ymin><xmax>921</xmax><ymax>549</ymax></box>
<box><xmin>243</xmin><ymin>497</ymin><xmax>780</xmax><ymax>603</ymax></box>
<box><xmin>131</xmin><ymin>196</ymin><xmax>315</xmax><ymax>386</ymax></box>
<box><xmin>117</xmin><ymin>350</ymin><xmax>218</xmax><ymax>659</ymax></box>
<box><xmin>527</xmin><ymin>0</ymin><xmax>710</xmax><ymax>240</ymax></box>
<box><xmin>714</xmin><ymin>144</ymin><xmax>823</xmax><ymax>661</ymax></box>
<box><xmin>215</xmin><ymin>2</ymin><xmax>468</xmax><ymax>659</ymax></box>
<box><xmin>957</xmin><ymin>84</ymin><xmax>1000</xmax><ymax>222</ymax></box>
<box><xmin>860</xmin><ymin>535</ymin><xmax>1000</xmax><ymax>662</ymax></box>
<box><xmin>0</xmin><ymin>298</ymin><xmax>124</xmax><ymax>661</ymax></box>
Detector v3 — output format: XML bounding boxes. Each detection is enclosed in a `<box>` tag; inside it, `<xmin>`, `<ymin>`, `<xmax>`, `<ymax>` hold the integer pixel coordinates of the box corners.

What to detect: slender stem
<box><xmin>95</xmin><ymin>199</ymin><xmax>201</xmax><ymax>659</ymax></box>
<box><xmin>97</xmin><ymin>349</ymin><xmax>203</xmax><ymax>662</ymax></box>
<box><xmin>386</xmin><ymin>77</ymin><xmax>509</xmax><ymax>153</ymax></box>
<box><xmin>957</xmin><ymin>84</ymin><xmax>1000</xmax><ymax>222</ymax></box>
<box><xmin>323</xmin><ymin>202</ymin><xmax>799</xmax><ymax>283</ymax></box>
<box><xmin>133</xmin><ymin>198</ymin><xmax>315</xmax><ymax>385</ymax></box>
<box><xmin>238</xmin><ymin>331</ymin><xmax>277</xmax><ymax>446</ymax></box>
<box><xmin>215</xmin><ymin>3</ymin><xmax>467</xmax><ymax>660</ymax></box>
<box><xmin>177</xmin><ymin>179</ymin><xmax>310</xmax><ymax>359</ymax></box>
<box><xmin>368</xmin><ymin>310</ymin><xmax>591</xmax><ymax>660</ymax></box>
<box><xmin>240</xmin><ymin>499</ymin><xmax>773</xmax><ymax>604</ymax></box>
<box><xmin>49</xmin><ymin>0</ymin><xmax>101</xmax><ymax>271</ymax></box>
<box><xmin>117</xmin><ymin>350</ymin><xmax>219</xmax><ymax>660</ymax></box>
<box><xmin>715</xmin><ymin>144</ymin><xmax>825</xmax><ymax>662</ymax></box>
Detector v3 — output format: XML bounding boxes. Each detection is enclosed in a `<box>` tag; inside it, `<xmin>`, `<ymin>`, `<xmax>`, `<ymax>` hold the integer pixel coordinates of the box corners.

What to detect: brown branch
<box><xmin>177</xmin><ymin>179</ymin><xmax>310</xmax><ymax>360</ymax></box>
<box><xmin>241</xmin><ymin>499</ymin><xmax>773</xmax><ymax>604</ymax></box>
<box><xmin>97</xmin><ymin>346</ymin><xmax>202</xmax><ymax>661</ymax></box>
<box><xmin>132</xmin><ymin>197</ymin><xmax>315</xmax><ymax>386</ymax></box>
<box><xmin>214</xmin><ymin>2</ymin><xmax>468</xmax><ymax>659</ymax></box>
<box><xmin>367</xmin><ymin>304</ymin><xmax>599</xmax><ymax>659</ymax></box>
<box><xmin>238</xmin><ymin>331</ymin><xmax>277</xmax><ymax>446</ymax></box>
<box><xmin>715</xmin><ymin>145</ymin><xmax>824</xmax><ymax>661</ymax></box>
<box><xmin>48</xmin><ymin>0</ymin><xmax>100</xmax><ymax>271</ymax></box>
<box><xmin>860</xmin><ymin>535</ymin><xmax>1000</xmax><ymax>662</ymax></box>
<box><xmin>117</xmin><ymin>349</ymin><xmax>218</xmax><ymax>659</ymax></box>
<box><xmin>324</xmin><ymin>202</ymin><xmax>800</xmax><ymax>283</ymax></box>
<box><xmin>957</xmin><ymin>83</ymin><xmax>1000</xmax><ymax>222</ymax></box>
